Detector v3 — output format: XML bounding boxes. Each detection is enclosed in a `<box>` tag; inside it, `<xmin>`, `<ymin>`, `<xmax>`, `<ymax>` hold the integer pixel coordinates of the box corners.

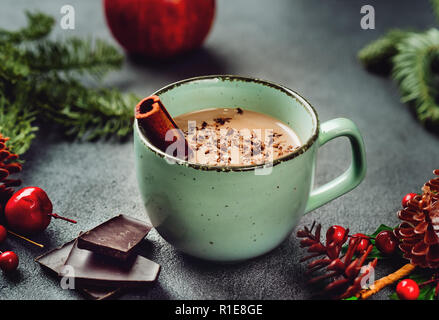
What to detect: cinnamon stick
<box><xmin>135</xmin><ymin>95</ymin><xmax>191</xmax><ymax>159</ymax></box>
<box><xmin>356</xmin><ymin>263</ymin><xmax>416</xmax><ymax>299</ymax></box>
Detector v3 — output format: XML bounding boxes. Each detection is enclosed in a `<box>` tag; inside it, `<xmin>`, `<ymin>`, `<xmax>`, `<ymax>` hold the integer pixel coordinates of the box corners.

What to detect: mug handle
<box><xmin>304</xmin><ymin>118</ymin><xmax>366</xmax><ymax>213</ymax></box>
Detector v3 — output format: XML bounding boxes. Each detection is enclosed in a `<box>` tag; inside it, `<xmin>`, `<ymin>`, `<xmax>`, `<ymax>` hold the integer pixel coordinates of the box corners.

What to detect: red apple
<box><xmin>103</xmin><ymin>0</ymin><xmax>216</xmax><ymax>59</ymax></box>
<box><xmin>4</xmin><ymin>187</ymin><xmax>52</xmax><ymax>235</ymax></box>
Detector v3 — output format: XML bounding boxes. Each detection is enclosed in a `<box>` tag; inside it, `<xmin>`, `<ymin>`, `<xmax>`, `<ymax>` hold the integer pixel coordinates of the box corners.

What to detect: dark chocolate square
<box><xmin>77</xmin><ymin>214</ymin><xmax>152</xmax><ymax>260</ymax></box>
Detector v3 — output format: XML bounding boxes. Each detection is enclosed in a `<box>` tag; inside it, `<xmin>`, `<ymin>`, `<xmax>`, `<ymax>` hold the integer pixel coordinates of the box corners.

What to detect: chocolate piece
<box><xmin>61</xmin><ymin>240</ymin><xmax>160</xmax><ymax>287</ymax></box>
<box><xmin>77</xmin><ymin>215</ymin><xmax>151</xmax><ymax>260</ymax></box>
<box><xmin>35</xmin><ymin>240</ymin><xmax>120</xmax><ymax>300</ymax></box>
<box><xmin>35</xmin><ymin>240</ymin><xmax>75</xmax><ymax>273</ymax></box>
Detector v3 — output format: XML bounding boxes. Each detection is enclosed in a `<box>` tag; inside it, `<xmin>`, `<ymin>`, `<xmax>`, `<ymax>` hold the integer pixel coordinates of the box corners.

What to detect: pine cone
<box><xmin>0</xmin><ymin>134</ymin><xmax>22</xmax><ymax>211</ymax></box>
<box><xmin>297</xmin><ymin>222</ymin><xmax>377</xmax><ymax>299</ymax></box>
<box><xmin>394</xmin><ymin>170</ymin><xmax>439</xmax><ymax>268</ymax></box>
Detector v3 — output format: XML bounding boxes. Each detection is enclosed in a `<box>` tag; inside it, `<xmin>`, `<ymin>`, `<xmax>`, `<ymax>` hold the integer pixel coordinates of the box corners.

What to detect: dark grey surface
<box><xmin>1</xmin><ymin>0</ymin><xmax>438</xmax><ymax>300</ymax></box>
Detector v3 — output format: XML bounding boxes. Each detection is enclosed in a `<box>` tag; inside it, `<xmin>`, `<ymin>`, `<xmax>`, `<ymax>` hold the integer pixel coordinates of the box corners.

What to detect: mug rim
<box><xmin>135</xmin><ymin>75</ymin><xmax>320</xmax><ymax>172</ymax></box>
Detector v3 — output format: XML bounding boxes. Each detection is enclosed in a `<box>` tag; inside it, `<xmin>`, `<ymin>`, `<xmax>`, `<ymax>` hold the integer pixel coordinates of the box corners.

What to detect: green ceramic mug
<box><xmin>134</xmin><ymin>75</ymin><xmax>366</xmax><ymax>262</ymax></box>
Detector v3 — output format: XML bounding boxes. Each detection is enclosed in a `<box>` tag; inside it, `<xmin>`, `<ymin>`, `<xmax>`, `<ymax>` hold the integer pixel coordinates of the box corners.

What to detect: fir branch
<box><xmin>358</xmin><ymin>29</ymin><xmax>411</xmax><ymax>74</ymax></box>
<box><xmin>26</xmin><ymin>37</ymin><xmax>124</xmax><ymax>80</ymax></box>
<box><xmin>34</xmin><ymin>76</ymin><xmax>138</xmax><ymax>140</ymax></box>
<box><xmin>392</xmin><ymin>28</ymin><xmax>439</xmax><ymax>125</ymax></box>
<box><xmin>0</xmin><ymin>11</ymin><xmax>54</xmax><ymax>44</ymax></box>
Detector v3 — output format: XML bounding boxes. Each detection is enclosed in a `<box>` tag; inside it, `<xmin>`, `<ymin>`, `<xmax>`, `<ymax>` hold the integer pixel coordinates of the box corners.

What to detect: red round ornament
<box><xmin>326</xmin><ymin>225</ymin><xmax>347</xmax><ymax>245</ymax></box>
<box><xmin>0</xmin><ymin>251</ymin><xmax>19</xmax><ymax>272</ymax></box>
<box><xmin>396</xmin><ymin>279</ymin><xmax>419</xmax><ymax>300</ymax></box>
<box><xmin>375</xmin><ymin>230</ymin><xmax>398</xmax><ymax>255</ymax></box>
<box><xmin>402</xmin><ymin>193</ymin><xmax>417</xmax><ymax>208</ymax></box>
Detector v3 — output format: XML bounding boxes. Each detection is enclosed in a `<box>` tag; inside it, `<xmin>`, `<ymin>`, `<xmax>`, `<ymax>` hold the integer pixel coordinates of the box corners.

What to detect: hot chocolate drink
<box><xmin>174</xmin><ymin>107</ymin><xmax>301</xmax><ymax>166</ymax></box>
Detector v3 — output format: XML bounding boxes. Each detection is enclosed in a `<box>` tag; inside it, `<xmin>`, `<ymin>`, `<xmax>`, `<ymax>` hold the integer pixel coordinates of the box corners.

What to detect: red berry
<box><xmin>0</xmin><ymin>225</ymin><xmax>6</xmax><ymax>243</ymax></box>
<box><xmin>402</xmin><ymin>193</ymin><xmax>417</xmax><ymax>207</ymax></box>
<box><xmin>326</xmin><ymin>225</ymin><xmax>347</xmax><ymax>245</ymax></box>
<box><xmin>0</xmin><ymin>251</ymin><xmax>19</xmax><ymax>272</ymax></box>
<box><xmin>5</xmin><ymin>187</ymin><xmax>52</xmax><ymax>234</ymax></box>
<box><xmin>396</xmin><ymin>279</ymin><xmax>419</xmax><ymax>300</ymax></box>
<box><xmin>376</xmin><ymin>230</ymin><xmax>399</xmax><ymax>255</ymax></box>
<box><xmin>349</xmin><ymin>233</ymin><xmax>370</xmax><ymax>253</ymax></box>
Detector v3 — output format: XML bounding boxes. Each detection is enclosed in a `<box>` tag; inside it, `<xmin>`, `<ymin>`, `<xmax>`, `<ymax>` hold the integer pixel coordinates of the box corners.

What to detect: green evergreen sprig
<box><xmin>358</xmin><ymin>1</ymin><xmax>439</xmax><ymax>127</ymax></box>
<box><xmin>0</xmin><ymin>11</ymin><xmax>55</xmax><ymax>43</ymax></box>
<box><xmin>358</xmin><ymin>29</ymin><xmax>411</xmax><ymax>74</ymax></box>
<box><xmin>35</xmin><ymin>76</ymin><xmax>138</xmax><ymax>140</ymax></box>
<box><xmin>27</xmin><ymin>38</ymin><xmax>124</xmax><ymax>79</ymax></box>
<box><xmin>0</xmin><ymin>11</ymin><xmax>139</xmax><ymax>155</ymax></box>
<box><xmin>393</xmin><ymin>29</ymin><xmax>439</xmax><ymax>125</ymax></box>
